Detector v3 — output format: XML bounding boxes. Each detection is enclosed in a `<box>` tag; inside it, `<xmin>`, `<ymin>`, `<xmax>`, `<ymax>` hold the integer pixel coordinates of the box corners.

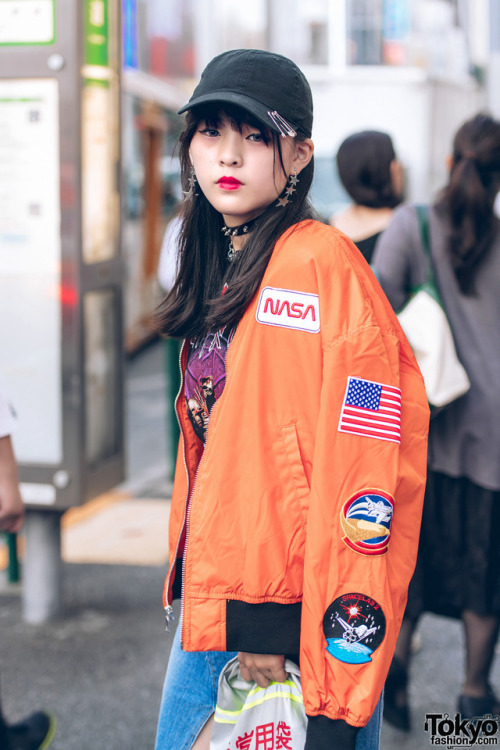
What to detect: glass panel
<box><xmin>122</xmin><ymin>96</ymin><xmax>182</xmax><ymax>227</ymax></box>
<box><xmin>0</xmin><ymin>78</ymin><xmax>62</xmax><ymax>464</ymax></box>
<box><xmin>210</xmin><ymin>0</ymin><xmax>267</xmax><ymax>53</ymax></box>
<box><xmin>127</xmin><ymin>0</ymin><xmax>196</xmax><ymax>80</ymax></box>
<box><xmin>121</xmin><ymin>92</ymin><xmax>182</xmax><ymax>350</ymax></box>
<box><xmin>84</xmin><ymin>290</ymin><xmax>119</xmax><ymax>464</ymax></box>
<box><xmin>0</xmin><ymin>0</ymin><xmax>55</xmax><ymax>46</ymax></box>
<box><xmin>267</xmin><ymin>0</ymin><xmax>329</xmax><ymax>66</ymax></box>
<box><xmin>347</xmin><ymin>0</ymin><xmax>384</xmax><ymax>65</ymax></box>
<box><xmin>382</xmin><ymin>0</ymin><xmax>412</xmax><ymax>65</ymax></box>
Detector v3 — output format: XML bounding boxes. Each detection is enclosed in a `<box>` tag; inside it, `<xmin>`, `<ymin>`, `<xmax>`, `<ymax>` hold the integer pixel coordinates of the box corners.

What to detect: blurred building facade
<box><xmin>121</xmin><ymin>0</ymin><xmax>493</xmax><ymax>347</ymax></box>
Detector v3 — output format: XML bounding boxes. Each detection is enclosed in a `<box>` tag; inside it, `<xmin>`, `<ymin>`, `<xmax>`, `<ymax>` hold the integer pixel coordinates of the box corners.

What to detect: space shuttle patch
<box><xmin>340</xmin><ymin>489</ymin><xmax>394</xmax><ymax>556</ymax></box>
<box><xmin>323</xmin><ymin>592</ymin><xmax>386</xmax><ymax>665</ymax></box>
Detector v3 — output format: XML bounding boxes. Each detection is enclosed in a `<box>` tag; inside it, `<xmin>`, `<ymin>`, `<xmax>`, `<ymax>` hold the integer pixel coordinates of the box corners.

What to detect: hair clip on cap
<box><xmin>267</xmin><ymin>111</ymin><xmax>297</xmax><ymax>138</ymax></box>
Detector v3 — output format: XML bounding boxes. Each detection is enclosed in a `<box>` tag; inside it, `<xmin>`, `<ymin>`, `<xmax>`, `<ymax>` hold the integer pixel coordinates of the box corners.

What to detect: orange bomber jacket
<box><xmin>163</xmin><ymin>219</ymin><xmax>429</xmax><ymax>746</ymax></box>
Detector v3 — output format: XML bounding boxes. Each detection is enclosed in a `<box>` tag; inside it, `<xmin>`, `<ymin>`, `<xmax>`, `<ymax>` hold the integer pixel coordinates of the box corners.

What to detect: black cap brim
<box><xmin>177</xmin><ymin>91</ymin><xmax>285</xmax><ymax>135</ymax></box>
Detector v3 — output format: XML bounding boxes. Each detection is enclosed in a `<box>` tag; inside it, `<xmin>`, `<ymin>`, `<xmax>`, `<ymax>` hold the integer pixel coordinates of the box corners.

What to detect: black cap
<box><xmin>178</xmin><ymin>49</ymin><xmax>313</xmax><ymax>138</ymax></box>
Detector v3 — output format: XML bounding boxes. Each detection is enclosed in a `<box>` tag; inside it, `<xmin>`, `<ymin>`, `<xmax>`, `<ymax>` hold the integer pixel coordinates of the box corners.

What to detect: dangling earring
<box><xmin>276</xmin><ymin>168</ymin><xmax>299</xmax><ymax>207</ymax></box>
<box><xmin>183</xmin><ymin>170</ymin><xmax>197</xmax><ymax>199</ymax></box>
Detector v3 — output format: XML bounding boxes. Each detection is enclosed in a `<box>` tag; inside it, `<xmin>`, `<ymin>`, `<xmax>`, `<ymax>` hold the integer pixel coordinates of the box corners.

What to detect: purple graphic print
<box><xmin>185</xmin><ymin>326</ymin><xmax>236</xmax><ymax>443</ymax></box>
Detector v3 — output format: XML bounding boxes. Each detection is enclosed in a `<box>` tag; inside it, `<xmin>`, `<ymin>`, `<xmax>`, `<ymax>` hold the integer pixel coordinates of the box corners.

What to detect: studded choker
<box><xmin>221</xmin><ymin>215</ymin><xmax>263</xmax><ymax>239</ymax></box>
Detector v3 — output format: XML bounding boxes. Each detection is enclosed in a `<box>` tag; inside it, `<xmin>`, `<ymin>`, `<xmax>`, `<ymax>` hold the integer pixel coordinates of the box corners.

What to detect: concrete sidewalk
<box><xmin>1</xmin><ymin>474</ymin><xmax>175</xmax><ymax>750</ymax></box>
<box><xmin>1</xmin><ymin>556</ymin><xmax>173</xmax><ymax>749</ymax></box>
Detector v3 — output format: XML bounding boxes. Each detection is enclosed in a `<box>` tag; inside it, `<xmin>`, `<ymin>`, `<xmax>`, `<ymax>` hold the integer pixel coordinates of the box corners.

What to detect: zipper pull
<box><xmin>164</xmin><ymin>605</ymin><xmax>175</xmax><ymax>631</ymax></box>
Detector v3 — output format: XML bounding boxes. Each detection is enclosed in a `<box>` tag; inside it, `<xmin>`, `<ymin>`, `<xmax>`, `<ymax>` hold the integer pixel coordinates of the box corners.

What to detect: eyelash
<box><xmin>198</xmin><ymin>128</ymin><xmax>265</xmax><ymax>143</ymax></box>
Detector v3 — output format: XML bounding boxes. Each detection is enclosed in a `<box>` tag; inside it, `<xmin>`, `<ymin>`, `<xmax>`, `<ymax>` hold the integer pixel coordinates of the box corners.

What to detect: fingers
<box><xmin>0</xmin><ymin>511</ymin><xmax>23</xmax><ymax>534</ymax></box>
<box><xmin>238</xmin><ymin>660</ymin><xmax>254</xmax><ymax>684</ymax></box>
<box><xmin>238</xmin><ymin>653</ymin><xmax>286</xmax><ymax>688</ymax></box>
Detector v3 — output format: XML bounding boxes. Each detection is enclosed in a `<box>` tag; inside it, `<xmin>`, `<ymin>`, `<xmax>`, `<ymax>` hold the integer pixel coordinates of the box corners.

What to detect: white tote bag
<box><xmin>397</xmin><ymin>284</ymin><xmax>470</xmax><ymax>409</ymax></box>
<box><xmin>210</xmin><ymin>657</ymin><xmax>307</xmax><ymax>750</ymax></box>
<box><xmin>397</xmin><ymin>207</ymin><xmax>470</xmax><ymax>410</ymax></box>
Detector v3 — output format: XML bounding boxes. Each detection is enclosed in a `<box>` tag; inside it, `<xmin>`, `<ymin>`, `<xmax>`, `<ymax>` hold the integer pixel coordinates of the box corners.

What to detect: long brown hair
<box><xmin>156</xmin><ymin>103</ymin><xmax>315</xmax><ymax>339</ymax></box>
<box><xmin>438</xmin><ymin>114</ymin><xmax>500</xmax><ymax>293</ymax></box>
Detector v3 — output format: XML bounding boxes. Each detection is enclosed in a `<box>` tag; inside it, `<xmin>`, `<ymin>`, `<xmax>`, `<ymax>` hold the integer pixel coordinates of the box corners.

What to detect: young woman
<box><xmin>331</xmin><ymin>130</ymin><xmax>404</xmax><ymax>263</ymax></box>
<box><xmin>373</xmin><ymin>113</ymin><xmax>500</xmax><ymax>730</ymax></box>
<box><xmin>155</xmin><ymin>49</ymin><xmax>429</xmax><ymax>750</ymax></box>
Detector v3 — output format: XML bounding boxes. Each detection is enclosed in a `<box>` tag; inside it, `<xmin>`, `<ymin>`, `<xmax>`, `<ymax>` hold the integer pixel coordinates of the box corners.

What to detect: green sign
<box><xmin>84</xmin><ymin>0</ymin><xmax>109</xmax><ymax>67</ymax></box>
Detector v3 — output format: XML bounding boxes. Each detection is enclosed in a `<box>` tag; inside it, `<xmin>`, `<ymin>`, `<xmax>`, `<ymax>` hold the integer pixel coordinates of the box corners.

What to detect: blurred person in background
<box><xmin>157</xmin><ymin>212</ymin><xmax>183</xmax><ymax>476</ymax></box>
<box><xmin>157</xmin><ymin>213</ymin><xmax>182</xmax><ymax>295</ymax></box>
<box><xmin>0</xmin><ymin>384</ymin><xmax>56</xmax><ymax>749</ymax></box>
<box><xmin>330</xmin><ymin>130</ymin><xmax>404</xmax><ymax>263</ymax></box>
<box><xmin>154</xmin><ymin>48</ymin><xmax>429</xmax><ymax>750</ymax></box>
<box><xmin>373</xmin><ymin>113</ymin><xmax>500</xmax><ymax>730</ymax></box>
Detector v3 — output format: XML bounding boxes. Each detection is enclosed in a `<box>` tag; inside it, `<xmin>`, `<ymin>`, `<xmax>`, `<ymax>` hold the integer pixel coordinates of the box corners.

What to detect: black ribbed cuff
<box><xmin>305</xmin><ymin>714</ymin><xmax>360</xmax><ymax>750</ymax></box>
<box><xmin>225</xmin><ymin>600</ymin><xmax>301</xmax><ymax>655</ymax></box>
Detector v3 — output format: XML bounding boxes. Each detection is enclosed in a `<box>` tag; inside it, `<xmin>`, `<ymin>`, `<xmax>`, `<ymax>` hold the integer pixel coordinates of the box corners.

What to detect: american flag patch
<box><xmin>338</xmin><ymin>376</ymin><xmax>401</xmax><ymax>444</ymax></box>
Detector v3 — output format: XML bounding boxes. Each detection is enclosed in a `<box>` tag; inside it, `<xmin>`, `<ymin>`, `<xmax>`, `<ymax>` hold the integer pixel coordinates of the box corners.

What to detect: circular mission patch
<box><xmin>323</xmin><ymin>592</ymin><xmax>386</xmax><ymax>665</ymax></box>
<box><xmin>340</xmin><ymin>489</ymin><xmax>394</xmax><ymax>556</ymax></box>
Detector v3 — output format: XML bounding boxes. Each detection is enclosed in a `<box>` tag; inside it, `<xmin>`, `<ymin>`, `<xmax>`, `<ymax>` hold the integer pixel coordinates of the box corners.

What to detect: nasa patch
<box><xmin>323</xmin><ymin>592</ymin><xmax>386</xmax><ymax>665</ymax></box>
<box><xmin>341</xmin><ymin>489</ymin><xmax>394</xmax><ymax>556</ymax></box>
<box><xmin>256</xmin><ymin>286</ymin><xmax>320</xmax><ymax>333</ymax></box>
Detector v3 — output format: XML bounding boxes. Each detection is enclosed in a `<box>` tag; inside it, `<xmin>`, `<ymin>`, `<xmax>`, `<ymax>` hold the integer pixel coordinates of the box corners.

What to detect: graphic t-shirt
<box><xmin>185</xmin><ymin>325</ymin><xmax>236</xmax><ymax>444</ymax></box>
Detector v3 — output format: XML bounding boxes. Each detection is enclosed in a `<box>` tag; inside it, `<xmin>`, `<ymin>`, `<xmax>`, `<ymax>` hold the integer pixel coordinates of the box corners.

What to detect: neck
<box><xmin>221</xmin><ymin>213</ymin><xmax>263</xmax><ymax>237</ymax></box>
<box><xmin>231</xmin><ymin>234</ymin><xmax>247</xmax><ymax>252</ymax></box>
<box><xmin>333</xmin><ymin>204</ymin><xmax>395</xmax><ymax>242</ymax></box>
<box><xmin>221</xmin><ymin>211</ymin><xmax>266</xmax><ymax>257</ymax></box>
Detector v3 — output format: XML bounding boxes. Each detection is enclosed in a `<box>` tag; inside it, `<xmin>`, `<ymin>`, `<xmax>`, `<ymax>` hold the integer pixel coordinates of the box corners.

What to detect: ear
<box><xmin>292</xmin><ymin>138</ymin><xmax>314</xmax><ymax>174</ymax></box>
<box><xmin>446</xmin><ymin>153</ymin><xmax>453</xmax><ymax>172</ymax></box>
<box><xmin>390</xmin><ymin>159</ymin><xmax>404</xmax><ymax>198</ymax></box>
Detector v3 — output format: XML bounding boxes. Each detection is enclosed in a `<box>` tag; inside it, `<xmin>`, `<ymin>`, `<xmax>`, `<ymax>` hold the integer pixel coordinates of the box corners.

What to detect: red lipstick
<box><xmin>218</xmin><ymin>176</ymin><xmax>242</xmax><ymax>190</ymax></box>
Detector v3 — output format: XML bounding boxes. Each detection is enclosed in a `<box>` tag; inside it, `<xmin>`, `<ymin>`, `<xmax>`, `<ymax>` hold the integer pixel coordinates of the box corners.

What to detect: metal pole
<box><xmin>489</xmin><ymin>0</ymin><xmax>500</xmax><ymax>117</ymax></box>
<box><xmin>22</xmin><ymin>509</ymin><xmax>63</xmax><ymax>624</ymax></box>
<box><xmin>265</xmin><ymin>0</ymin><xmax>272</xmax><ymax>50</ymax></box>
<box><xmin>6</xmin><ymin>533</ymin><xmax>19</xmax><ymax>583</ymax></box>
<box><xmin>164</xmin><ymin>338</ymin><xmax>181</xmax><ymax>481</ymax></box>
<box><xmin>193</xmin><ymin>0</ymin><xmax>215</xmax><ymax>77</ymax></box>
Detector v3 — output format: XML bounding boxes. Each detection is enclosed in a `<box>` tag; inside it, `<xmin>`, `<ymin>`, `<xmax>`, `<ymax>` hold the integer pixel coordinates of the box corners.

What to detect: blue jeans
<box><xmin>155</xmin><ymin>624</ymin><xmax>383</xmax><ymax>750</ymax></box>
<box><xmin>155</xmin><ymin>624</ymin><xmax>237</xmax><ymax>750</ymax></box>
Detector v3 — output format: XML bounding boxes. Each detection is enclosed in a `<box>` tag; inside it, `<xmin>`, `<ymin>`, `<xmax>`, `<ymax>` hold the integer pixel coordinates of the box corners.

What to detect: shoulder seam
<box><xmin>323</xmin><ymin>322</ymin><xmax>395</xmax><ymax>352</ymax></box>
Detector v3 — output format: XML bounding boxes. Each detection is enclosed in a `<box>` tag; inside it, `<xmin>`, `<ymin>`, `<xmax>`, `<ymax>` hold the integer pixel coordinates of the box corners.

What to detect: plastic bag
<box><xmin>210</xmin><ymin>657</ymin><xmax>307</xmax><ymax>750</ymax></box>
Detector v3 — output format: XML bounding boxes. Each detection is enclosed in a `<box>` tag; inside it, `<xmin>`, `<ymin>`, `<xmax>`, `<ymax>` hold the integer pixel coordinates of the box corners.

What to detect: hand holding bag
<box><xmin>210</xmin><ymin>657</ymin><xmax>307</xmax><ymax>750</ymax></box>
<box><xmin>396</xmin><ymin>206</ymin><xmax>470</xmax><ymax>410</ymax></box>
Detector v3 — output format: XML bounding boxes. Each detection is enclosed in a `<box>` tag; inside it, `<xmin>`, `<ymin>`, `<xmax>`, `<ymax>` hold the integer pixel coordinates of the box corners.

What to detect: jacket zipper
<box><xmin>178</xmin><ymin>380</ymin><xmax>229</xmax><ymax>643</ymax></box>
<box><xmin>164</xmin><ymin>326</ymin><xmax>239</xmax><ymax>639</ymax></box>
<box><xmin>178</xmin><ymin>452</ymin><xmax>204</xmax><ymax>643</ymax></box>
<box><xmin>163</xmin><ymin>337</ymin><xmax>228</xmax><ymax>633</ymax></box>
<box><xmin>176</xmin><ymin>328</ymin><xmax>240</xmax><ymax>645</ymax></box>
<box><xmin>163</xmin><ymin>340</ymin><xmax>206</xmax><ymax>636</ymax></box>
<box><xmin>163</xmin><ymin>340</ymin><xmax>189</xmax><ymax>631</ymax></box>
